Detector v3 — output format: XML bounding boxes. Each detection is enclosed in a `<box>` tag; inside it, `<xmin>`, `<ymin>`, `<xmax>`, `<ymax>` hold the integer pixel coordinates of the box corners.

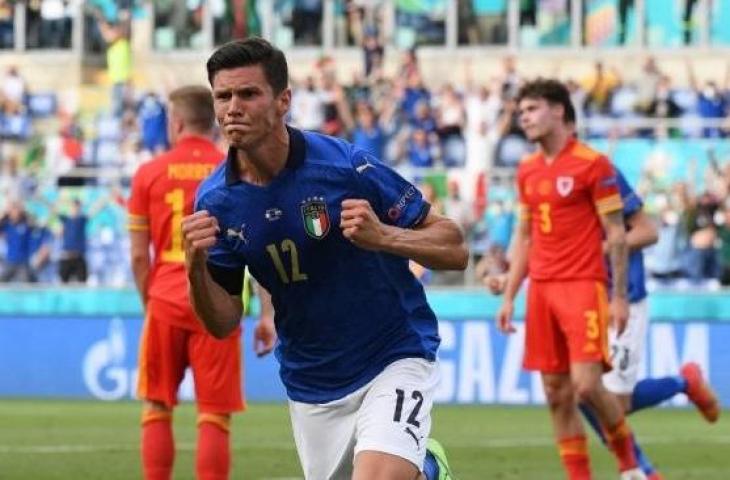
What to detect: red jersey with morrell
<box><xmin>127</xmin><ymin>136</ymin><xmax>223</xmax><ymax>327</ymax></box>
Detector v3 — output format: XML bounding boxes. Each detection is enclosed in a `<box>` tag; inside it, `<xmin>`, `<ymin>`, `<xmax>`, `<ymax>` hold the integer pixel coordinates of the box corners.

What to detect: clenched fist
<box><xmin>182</xmin><ymin>210</ymin><xmax>219</xmax><ymax>272</ymax></box>
<box><xmin>340</xmin><ymin>199</ymin><xmax>387</xmax><ymax>251</ymax></box>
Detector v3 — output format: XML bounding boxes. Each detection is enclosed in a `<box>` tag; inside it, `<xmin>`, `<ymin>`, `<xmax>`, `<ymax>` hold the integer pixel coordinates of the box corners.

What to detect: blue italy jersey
<box><xmin>616</xmin><ymin>170</ymin><xmax>648</xmax><ymax>303</ymax></box>
<box><xmin>59</xmin><ymin>215</ymin><xmax>87</xmax><ymax>254</ymax></box>
<box><xmin>0</xmin><ymin>217</ymin><xmax>33</xmax><ymax>264</ymax></box>
<box><xmin>195</xmin><ymin>127</ymin><xmax>439</xmax><ymax>403</ymax></box>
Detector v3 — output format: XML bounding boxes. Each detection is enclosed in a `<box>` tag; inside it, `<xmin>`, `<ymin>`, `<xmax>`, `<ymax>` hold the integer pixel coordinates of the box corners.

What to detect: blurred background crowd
<box><xmin>2</xmin><ymin>0</ymin><xmax>730</xmax><ymax>289</ymax></box>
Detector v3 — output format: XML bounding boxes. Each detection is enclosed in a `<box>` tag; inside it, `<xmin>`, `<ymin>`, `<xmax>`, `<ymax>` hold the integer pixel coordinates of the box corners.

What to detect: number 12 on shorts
<box><xmin>393</xmin><ymin>389</ymin><xmax>423</xmax><ymax>428</ymax></box>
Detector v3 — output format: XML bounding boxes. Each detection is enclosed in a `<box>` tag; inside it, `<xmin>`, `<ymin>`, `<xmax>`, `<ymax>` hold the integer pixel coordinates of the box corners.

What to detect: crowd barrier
<box><xmin>0</xmin><ymin>289</ymin><xmax>728</xmax><ymax>407</ymax></box>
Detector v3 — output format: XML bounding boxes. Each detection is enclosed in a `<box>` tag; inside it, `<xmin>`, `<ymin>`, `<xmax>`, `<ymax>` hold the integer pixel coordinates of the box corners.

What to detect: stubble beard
<box><xmin>227</xmin><ymin>127</ymin><xmax>272</xmax><ymax>152</ymax></box>
<box><xmin>226</xmin><ymin>130</ymin><xmax>248</xmax><ymax>149</ymax></box>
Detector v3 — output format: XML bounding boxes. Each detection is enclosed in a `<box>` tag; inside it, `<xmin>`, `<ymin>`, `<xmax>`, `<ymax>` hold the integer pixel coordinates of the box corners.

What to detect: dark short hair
<box><xmin>168</xmin><ymin>85</ymin><xmax>215</xmax><ymax>132</ymax></box>
<box><xmin>206</xmin><ymin>37</ymin><xmax>288</xmax><ymax>94</ymax></box>
<box><xmin>515</xmin><ymin>78</ymin><xmax>576</xmax><ymax>124</ymax></box>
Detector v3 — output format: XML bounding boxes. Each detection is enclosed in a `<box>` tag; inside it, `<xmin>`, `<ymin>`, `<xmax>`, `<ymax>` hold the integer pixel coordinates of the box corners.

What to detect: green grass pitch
<box><xmin>0</xmin><ymin>400</ymin><xmax>727</xmax><ymax>479</ymax></box>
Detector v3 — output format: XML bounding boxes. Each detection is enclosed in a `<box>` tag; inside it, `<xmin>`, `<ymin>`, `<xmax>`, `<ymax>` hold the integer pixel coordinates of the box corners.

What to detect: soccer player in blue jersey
<box><xmin>181</xmin><ymin>38</ymin><xmax>467</xmax><ymax>480</ymax></box>
<box><xmin>487</xmin><ymin>168</ymin><xmax>720</xmax><ymax>479</ymax></box>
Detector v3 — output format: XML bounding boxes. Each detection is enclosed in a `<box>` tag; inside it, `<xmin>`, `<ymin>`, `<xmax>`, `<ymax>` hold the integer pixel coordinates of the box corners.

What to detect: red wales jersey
<box><xmin>128</xmin><ymin>136</ymin><xmax>223</xmax><ymax>324</ymax></box>
<box><xmin>517</xmin><ymin>137</ymin><xmax>622</xmax><ymax>281</ymax></box>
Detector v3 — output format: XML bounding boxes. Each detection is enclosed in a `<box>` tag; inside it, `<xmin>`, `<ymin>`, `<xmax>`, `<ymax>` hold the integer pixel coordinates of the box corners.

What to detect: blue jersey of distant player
<box><xmin>615</xmin><ymin>170</ymin><xmax>647</xmax><ymax>303</ymax></box>
<box><xmin>195</xmin><ymin>127</ymin><xmax>439</xmax><ymax>403</ymax></box>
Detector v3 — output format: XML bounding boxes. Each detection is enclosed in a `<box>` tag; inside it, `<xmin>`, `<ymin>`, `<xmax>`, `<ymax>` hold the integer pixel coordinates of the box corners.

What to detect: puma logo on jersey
<box><xmin>226</xmin><ymin>224</ymin><xmax>248</xmax><ymax>244</ymax></box>
<box><xmin>404</xmin><ymin>426</ymin><xmax>423</xmax><ymax>449</ymax></box>
<box><xmin>355</xmin><ymin>161</ymin><xmax>375</xmax><ymax>174</ymax></box>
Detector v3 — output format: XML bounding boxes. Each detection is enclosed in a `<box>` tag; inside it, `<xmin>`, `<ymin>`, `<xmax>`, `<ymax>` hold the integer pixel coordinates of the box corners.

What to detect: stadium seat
<box><xmin>93</xmin><ymin>139</ymin><xmax>123</xmax><ymax>166</ymax></box>
<box><xmin>26</xmin><ymin>93</ymin><xmax>58</xmax><ymax>118</ymax></box>
<box><xmin>585</xmin><ymin>113</ymin><xmax>613</xmax><ymax>139</ymax></box>
<box><xmin>0</xmin><ymin>113</ymin><xmax>32</xmax><ymax>140</ymax></box>
<box><xmin>610</xmin><ymin>87</ymin><xmax>639</xmax><ymax>118</ymax></box>
<box><xmin>672</xmin><ymin>88</ymin><xmax>698</xmax><ymax>112</ymax></box>
<box><xmin>94</xmin><ymin>115</ymin><xmax>122</xmax><ymax>141</ymax></box>
<box><xmin>154</xmin><ymin>27</ymin><xmax>176</xmax><ymax>50</ymax></box>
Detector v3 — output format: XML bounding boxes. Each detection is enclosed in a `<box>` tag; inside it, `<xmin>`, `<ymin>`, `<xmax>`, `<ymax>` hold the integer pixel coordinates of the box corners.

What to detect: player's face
<box><xmin>518</xmin><ymin>97</ymin><xmax>562</xmax><ymax>142</ymax></box>
<box><xmin>7</xmin><ymin>202</ymin><xmax>22</xmax><ymax>221</ymax></box>
<box><xmin>211</xmin><ymin>65</ymin><xmax>291</xmax><ymax>150</ymax></box>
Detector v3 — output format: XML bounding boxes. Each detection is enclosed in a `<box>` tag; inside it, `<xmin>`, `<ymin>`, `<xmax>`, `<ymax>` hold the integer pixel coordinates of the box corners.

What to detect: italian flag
<box><xmin>306</xmin><ymin>211</ymin><xmax>329</xmax><ymax>237</ymax></box>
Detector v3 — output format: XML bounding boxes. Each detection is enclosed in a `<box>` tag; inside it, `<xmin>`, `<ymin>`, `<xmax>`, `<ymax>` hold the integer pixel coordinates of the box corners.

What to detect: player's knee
<box><xmin>141</xmin><ymin>401</ymin><xmax>172</xmax><ymax>425</ymax></box>
<box><xmin>197</xmin><ymin>413</ymin><xmax>231</xmax><ymax>432</ymax></box>
<box><xmin>617</xmin><ymin>393</ymin><xmax>632</xmax><ymax>413</ymax></box>
<box><xmin>144</xmin><ymin>399</ymin><xmax>170</xmax><ymax>412</ymax></box>
<box><xmin>543</xmin><ymin>380</ymin><xmax>572</xmax><ymax>411</ymax></box>
<box><xmin>572</xmin><ymin>378</ymin><xmax>601</xmax><ymax>405</ymax></box>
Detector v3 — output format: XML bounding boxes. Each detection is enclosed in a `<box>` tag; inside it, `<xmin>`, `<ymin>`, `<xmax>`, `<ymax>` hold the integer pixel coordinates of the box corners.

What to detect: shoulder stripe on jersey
<box><xmin>520</xmin><ymin>151</ymin><xmax>541</xmax><ymax>164</ymax></box>
<box><xmin>595</xmin><ymin>194</ymin><xmax>623</xmax><ymax>214</ymax></box>
<box><xmin>128</xmin><ymin>213</ymin><xmax>147</xmax><ymax>219</ymax></box>
<box><xmin>128</xmin><ymin>215</ymin><xmax>149</xmax><ymax>230</ymax></box>
<box><xmin>571</xmin><ymin>142</ymin><xmax>602</xmax><ymax>161</ymax></box>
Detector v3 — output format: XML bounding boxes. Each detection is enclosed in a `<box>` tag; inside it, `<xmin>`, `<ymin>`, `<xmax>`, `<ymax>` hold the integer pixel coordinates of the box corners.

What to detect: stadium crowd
<box><xmin>2</xmin><ymin>18</ymin><xmax>730</xmax><ymax>288</ymax></box>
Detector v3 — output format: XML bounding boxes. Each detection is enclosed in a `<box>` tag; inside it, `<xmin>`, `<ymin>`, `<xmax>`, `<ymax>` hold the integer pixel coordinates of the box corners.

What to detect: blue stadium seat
<box><xmin>26</xmin><ymin>93</ymin><xmax>58</xmax><ymax>118</ymax></box>
<box><xmin>0</xmin><ymin>113</ymin><xmax>32</xmax><ymax>140</ymax></box>
<box><xmin>93</xmin><ymin>139</ymin><xmax>122</xmax><ymax>166</ymax></box>
<box><xmin>94</xmin><ymin>115</ymin><xmax>122</xmax><ymax>141</ymax></box>
<box><xmin>610</xmin><ymin>87</ymin><xmax>638</xmax><ymax>117</ymax></box>
<box><xmin>672</xmin><ymin>88</ymin><xmax>698</xmax><ymax>113</ymax></box>
<box><xmin>585</xmin><ymin>113</ymin><xmax>612</xmax><ymax>139</ymax></box>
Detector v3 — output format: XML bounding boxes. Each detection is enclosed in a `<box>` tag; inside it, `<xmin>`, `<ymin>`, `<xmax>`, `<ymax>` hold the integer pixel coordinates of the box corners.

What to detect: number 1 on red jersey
<box><xmin>161</xmin><ymin>188</ymin><xmax>185</xmax><ymax>263</ymax></box>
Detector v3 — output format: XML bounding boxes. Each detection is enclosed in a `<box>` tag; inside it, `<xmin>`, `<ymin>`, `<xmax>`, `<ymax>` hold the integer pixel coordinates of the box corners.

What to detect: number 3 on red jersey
<box><xmin>538</xmin><ymin>202</ymin><xmax>551</xmax><ymax>234</ymax></box>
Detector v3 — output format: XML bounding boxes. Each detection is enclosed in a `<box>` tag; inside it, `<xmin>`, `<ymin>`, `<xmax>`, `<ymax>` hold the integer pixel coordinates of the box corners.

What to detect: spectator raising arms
<box><xmin>0</xmin><ymin>200</ymin><xmax>49</xmax><ymax>283</ymax></box>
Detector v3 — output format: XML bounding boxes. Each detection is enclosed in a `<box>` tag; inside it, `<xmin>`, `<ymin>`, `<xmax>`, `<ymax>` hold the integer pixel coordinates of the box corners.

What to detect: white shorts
<box><xmin>288</xmin><ymin>357</ymin><xmax>440</xmax><ymax>480</ymax></box>
<box><xmin>603</xmin><ymin>299</ymin><xmax>649</xmax><ymax>394</ymax></box>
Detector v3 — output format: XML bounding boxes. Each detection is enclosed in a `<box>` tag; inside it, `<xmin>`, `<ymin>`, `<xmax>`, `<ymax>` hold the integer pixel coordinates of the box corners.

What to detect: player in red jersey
<box><xmin>496</xmin><ymin>79</ymin><xmax>645</xmax><ymax>480</ymax></box>
<box><xmin>128</xmin><ymin>85</ymin><xmax>275</xmax><ymax>480</ymax></box>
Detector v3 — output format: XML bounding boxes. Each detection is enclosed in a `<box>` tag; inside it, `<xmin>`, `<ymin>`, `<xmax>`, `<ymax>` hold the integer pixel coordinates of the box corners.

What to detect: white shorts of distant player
<box><xmin>289</xmin><ymin>357</ymin><xmax>440</xmax><ymax>480</ymax></box>
<box><xmin>603</xmin><ymin>299</ymin><xmax>650</xmax><ymax>394</ymax></box>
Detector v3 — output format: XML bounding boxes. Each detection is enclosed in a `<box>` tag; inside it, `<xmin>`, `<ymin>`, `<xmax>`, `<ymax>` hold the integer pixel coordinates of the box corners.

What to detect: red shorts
<box><xmin>137</xmin><ymin>299</ymin><xmax>244</xmax><ymax>413</ymax></box>
<box><xmin>523</xmin><ymin>280</ymin><xmax>611</xmax><ymax>374</ymax></box>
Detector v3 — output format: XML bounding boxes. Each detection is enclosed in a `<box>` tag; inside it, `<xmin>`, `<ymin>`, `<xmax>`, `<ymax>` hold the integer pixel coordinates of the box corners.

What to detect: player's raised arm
<box><xmin>340</xmin><ymin>199</ymin><xmax>468</xmax><ymax>270</ymax></box>
<box><xmin>182</xmin><ymin>210</ymin><xmax>243</xmax><ymax>339</ymax></box>
<box><xmin>342</xmin><ymin>151</ymin><xmax>468</xmax><ymax>270</ymax></box>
